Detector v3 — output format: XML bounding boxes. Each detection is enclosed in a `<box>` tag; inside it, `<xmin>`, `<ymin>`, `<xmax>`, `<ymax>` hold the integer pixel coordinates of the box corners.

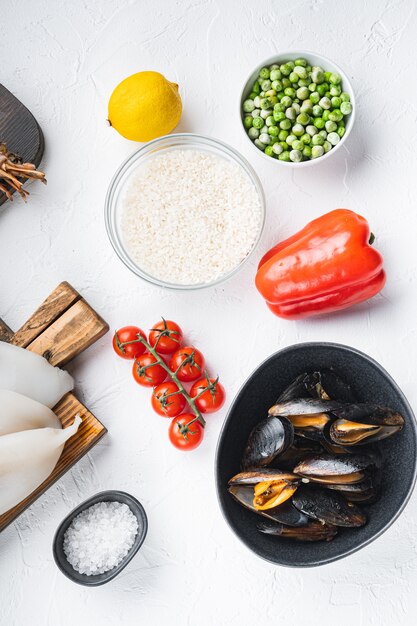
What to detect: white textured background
<box><xmin>1</xmin><ymin>0</ymin><xmax>417</xmax><ymax>624</ymax></box>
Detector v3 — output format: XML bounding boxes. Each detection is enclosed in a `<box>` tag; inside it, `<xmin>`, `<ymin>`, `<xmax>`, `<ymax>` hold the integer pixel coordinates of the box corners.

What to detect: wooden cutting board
<box><xmin>0</xmin><ymin>282</ymin><xmax>109</xmax><ymax>532</ymax></box>
<box><xmin>0</xmin><ymin>84</ymin><xmax>44</xmax><ymax>206</ymax></box>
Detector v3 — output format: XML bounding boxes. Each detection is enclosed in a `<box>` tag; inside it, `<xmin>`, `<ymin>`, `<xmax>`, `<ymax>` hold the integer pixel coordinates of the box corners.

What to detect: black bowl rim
<box><xmin>52</xmin><ymin>490</ymin><xmax>148</xmax><ymax>586</ymax></box>
<box><xmin>215</xmin><ymin>341</ymin><xmax>417</xmax><ymax>568</ymax></box>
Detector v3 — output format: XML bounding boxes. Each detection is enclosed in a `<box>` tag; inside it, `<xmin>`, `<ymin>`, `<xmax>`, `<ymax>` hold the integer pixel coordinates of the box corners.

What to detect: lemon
<box><xmin>107</xmin><ymin>71</ymin><xmax>182</xmax><ymax>142</ymax></box>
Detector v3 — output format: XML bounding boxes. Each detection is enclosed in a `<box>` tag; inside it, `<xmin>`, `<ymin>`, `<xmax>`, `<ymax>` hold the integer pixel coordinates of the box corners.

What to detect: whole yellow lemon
<box><xmin>108</xmin><ymin>71</ymin><xmax>182</xmax><ymax>142</ymax></box>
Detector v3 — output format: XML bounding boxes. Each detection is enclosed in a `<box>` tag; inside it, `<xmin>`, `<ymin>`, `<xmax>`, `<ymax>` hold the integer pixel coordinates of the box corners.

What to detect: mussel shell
<box><xmin>269</xmin><ymin>437</ymin><xmax>323</xmax><ymax>469</ymax></box>
<box><xmin>325</xmin><ymin>471</ymin><xmax>382</xmax><ymax>503</ymax></box>
<box><xmin>292</xmin><ymin>485</ymin><xmax>367</xmax><ymax>527</ymax></box>
<box><xmin>229</xmin><ymin>468</ymin><xmax>299</xmax><ymax>486</ymax></box>
<box><xmin>241</xmin><ymin>416</ymin><xmax>294</xmax><ymax>470</ymax></box>
<box><xmin>276</xmin><ymin>370</ymin><xmax>356</xmax><ymax>404</ymax></box>
<box><xmin>293</xmin><ymin>452</ymin><xmax>380</xmax><ymax>484</ymax></box>
<box><xmin>330</xmin><ymin>404</ymin><xmax>405</xmax><ymax>426</ymax></box>
<box><xmin>330</xmin><ymin>417</ymin><xmax>403</xmax><ymax>446</ymax></box>
<box><xmin>228</xmin><ymin>485</ymin><xmax>309</xmax><ymax>527</ymax></box>
<box><xmin>269</xmin><ymin>398</ymin><xmax>342</xmax><ymax>417</ymax></box>
<box><xmin>287</xmin><ymin>413</ymin><xmax>334</xmax><ymax>442</ymax></box>
<box><xmin>257</xmin><ymin>520</ymin><xmax>338</xmax><ymax>542</ymax></box>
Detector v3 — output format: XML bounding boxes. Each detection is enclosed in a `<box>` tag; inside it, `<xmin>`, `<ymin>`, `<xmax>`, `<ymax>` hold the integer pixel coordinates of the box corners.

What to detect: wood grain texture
<box><xmin>0</xmin><ymin>84</ymin><xmax>44</xmax><ymax>206</ymax></box>
<box><xmin>0</xmin><ymin>283</ymin><xmax>107</xmax><ymax>533</ymax></box>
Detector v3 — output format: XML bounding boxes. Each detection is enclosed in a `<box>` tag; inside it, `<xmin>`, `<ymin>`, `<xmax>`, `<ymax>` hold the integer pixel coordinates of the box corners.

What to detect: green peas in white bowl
<box><xmin>240</xmin><ymin>51</ymin><xmax>355</xmax><ymax>167</ymax></box>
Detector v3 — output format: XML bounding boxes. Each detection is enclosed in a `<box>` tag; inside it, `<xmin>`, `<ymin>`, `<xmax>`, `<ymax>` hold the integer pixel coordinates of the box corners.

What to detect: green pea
<box><xmin>297</xmin><ymin>86</ymin><xmax>310</xmax><ymax>100</ymax></box>
<box><xmin>252</xmin><ymin>80</ymin><xmax>261</xmax><ymax>94</ymax></box>
<box><xmin>271</xmin><ymin>80</ymin><xmax>283</xmax><ymax>92</ymax></box>
<box><xmin>260</xmin><ymin>97</ymin><xmax>272</xmax><ymax>110</ymax></box>
<box><xmin>319</xmin><ymin>130</ymin><xmax>327</xmax><ymax>139</ymax></box>
<box><xmin>281</xmin><ymin>95</ymin><xmax>292</xmax><ymax>108</ymax></box>
<box><xmin>251</xmin><ymin>108</ymin><xmax>260</xmax><ymax>118</ymax></box>
<box><xmin>279</xmin><ymin>141</ymin><xmax>288</xmax><ymax>150</ymax></box>
<box><xmin>313</xmin><ymin>117</ymin><xmax>325</xmax><ymax>129</ymax></box>
<box><xmin>285</xmin><ymin>134</ymin><xmax>296</xmax><ymax>146</ymax></box>
<box><xmin>292</xmin><ymin>102</ymin><xmax>301</xmax><ymax>113</ymax></box>
<box><xmin>340</xmin><ymin>101</ymin><xmax>352</xmax><ymax>115</ymax></box>
<box><xmin>325</xmin><ymin>120</ymin><xmax>337</xmax><ymax>133</ymax></box>
<box><xmin>300</xmin><ymin>100</ymin><xmax>313</xmax><ymax>114</ymax></box>
<box><xmin>290</xmin><ymin>149</ymin><xmax>303</xmax><ymax>162</ymax></box>
<box><xmin>312</xmin><ymin>105</ymin><xmax>323</xmax><ymax>116</ymax></box>
<box><xmin>306</xmin><ymin>124</ymin><xmax>318</xmax><ymax>136</ymax></box>
<box><xmin>279</xmin><ymin>150</ymin><xmax>291</xmax><ymax>161</ymax></box>
<box><xmin>300</xmin><ymin>133</ymin><xmax>311</xmax><ymax>144</ymax></box>
<box><xmin>279</xmin><ymin>129</ymin><xmax>289</xmax><ymax>141</ymax></box>
<box><xmin>303</xmin><ymin>145</ymin><xmax>312</xmax><ymax>158</ymax></box>
<box><xmin>270</xmin><ymin>69</ymin><xmax>282</xmax><ymax>81</ymax></box>
<box><xmin>259</xmin><ymin>132</ymin><xmax>271</xmax><ymax>145</ymax></box>
<box><xmin>294</xmin><ymin>66</ymin><xmax>308</xmax><ymax>79</ymax></box>
<box><xmin>285</xmin><ymin>107</ymin><xmax>296</xmax><ymax>121</ymax></box>
<box><xmin>249</xmin><ymin>91</ymin><xmax>258</xmax><ymax>100</ymax></box>
<box><xmin>253</xmin><ymin>116</ymin><xmax>264</xmax><ymax>129</ymax></box>
<box><xmin>279</xmin><ymin>119</ymin><xmax>292</xmax><ymax>130</ymax></box>
<box><xmin>329</xmin><ymin>73</ymin><xmax>341</xmax><ymax>85</ymax></box>
<box><xmin>310</xmin><ymin>92</ymin><xmax>320</xmax><ymax>104</ymax></box>
<box><xmin>323</xmin><ymin>140</ymin><xmax>332</xmax><ymax>153</ymax></box>
<box><xmin>289</xmin><ymin>71</ymin><xmax>299</xmax><ymax>83</ymax></box>
<box><xmin>292</xmin><ymin>139</ymin><xmax>304</xmax><ymax>151</ymax></box>
<box><xmin>324</xmin><ymin>71</ymin><xmax>332</xmax><ymax>81</ymax></box>
<box><xmin>268</xmin><ymin>125</ymin><xmax>279</xmax><ymax>136</ymax></box>
<box><xmin>329</xmin><ymin>109</ymin><xmax>343</xmax><ymax>122</ymax></box>
<box><xmin>269</xmin><ymin>63</ymin><xmax>279</xmax><ymax>70</ymax></box>
<box><xmin>319</xmin><ymin>97</ymin><xmax>331</xmax><ymax>110</ymax></box>
<box><xmin>280</xmin><ymin>63</ymin><xmax>292</xmax><ymax>76</ymax></box>
<box><xmin>265</xmin><ymin>115</ymin><xmax>275</xmax><ymax>126</ymax></box>
<box><xmin>311</xmin><ymin>145</ymin><xmax>324</xmax><ymax>158</ymax></box>
<box><xmin>260</xmin><ymin>108</ymin><xmax>272</xmax><ymax>119</ymax></box>
<box><xmin>248</xmin><ymin>127</ymin><xmax>259</xmax><ymax>140</ymax></box>
<box><xmin>274</xmin><ymin>102</ymin><xmax>285</xmax><ymax>112</ymax></box>
<box><xmin>297</xmin><ymin>112</ymin><xmax>310</xmax><ymax>125</ymax></box>
<box><xmin>311</xmin><ymin>67</ymin><xmax>324</xmax><ymax>84</ymax></box>
<box><xmin>298</xmin><ymin>78</ymin><xmax>311</xmax><ymax>87</ymax></box>
<box><xmin>254</xmin><ymin>138</ymin><xmax>265</xmax><ymax>150</ymax></box>
<box><xmin>292</xmin><ymin>123</ymin><xmax>304</xmax><ymax>136</ymax></box>
<box><xmin>316</xmin><ymin>83</ymin><xmax>328</xmax><ymax>96</ymax></box>
<box><xmin>340</xmin><ymin>92</ymin><xmax>350</xmax><ymax>102</ymax></box>
<box><xmin>272</xmin><ymin>143</ymin><xmax>283</xmax><ymax>155</ymax></box>
<box><xmin>331</xmin><ymin>96</ymin><xmax>341</xmax><ymax>109</ymax></box>
<box><xmin>259</xmin><ymin>67</ymin><xmax>270</xmax><ymax>79</ymax></box>
<box><xmin>265</xmin><ymin>145</ymin><xmax>274</xmax><ymax>157</ymax></box>
<box><xmin>294</xmin><ymin>58</ymin><xmax>307</xmax><ymax>67</ymax></box>
<box><xmin>327</xmin><ymin>131</ymin><xmax>340</xmax><ymax>145</ymax></box>
<box><xmin>337</xmin><ymin>125</ymin><xmax>345</xmax><ymax>138</ymax></box>
<box><xmin>287</xmin><ymin>61</ymin><xmax>295</xmax><ymax>69</ymax></box>
<box><xmin>261</xmin><ymin>80</ymin><xmax>272</xmax><ymax>91</ymax></box>
<box><xmin>243</xmin><ymin>99</ymin><xmax>255</xmax><ymax>113</ymax></box>
<box><xmin>325</xmin><ymin>91</ymin><xmax>331</xmax><ymax>98</ymax></box>
<box><xmin>312</xmin><ymin>134</ymin><xmax>324</xmax><ymax>146</ymax></box>
<box><xmin>243</xmin><ymin>116</ymin><xmax>253</xmax><ymax>129</ymax></box>
<box><xmin>322</xmin><ymin>110</ymin><xmax>330</xmax><ymax>121</ymax></box>
<box><xmin>281</xmin><ymin>77</ymin><xmax>291</xmax><ymax>89</ymax></box>
<box><xmin>273</xmin><ymin>110</ymin><xmax>286</xmax><ymax>122</ymax></box>
<box><xmin>330</xmin><ymin>85</ymin><xmax>341</xmax><ymax>97</ymax></box>
<box><xmin>284</xmin><ymin>87</ymin><xmax>296</xmax><ymax>98</ymax></box>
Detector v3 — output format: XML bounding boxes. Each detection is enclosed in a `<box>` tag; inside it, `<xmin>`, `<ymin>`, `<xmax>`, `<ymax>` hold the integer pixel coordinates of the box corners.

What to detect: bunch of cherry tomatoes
<box><xmin>113</xmin><ymin>319</ymin><xmax>225</xmax><ymax>451</ymax></box>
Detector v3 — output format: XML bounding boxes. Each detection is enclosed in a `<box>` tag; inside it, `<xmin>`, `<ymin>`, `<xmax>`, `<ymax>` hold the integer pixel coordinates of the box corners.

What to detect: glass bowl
<box><xmin>105</xmin><ymin>133</ymin><xmax>265</xmax><ymax>290</ymax></box>
<box><xmin>239</xmin><ymin>51</ymin><xmax>356</xmax><ymax>168</ymax></box>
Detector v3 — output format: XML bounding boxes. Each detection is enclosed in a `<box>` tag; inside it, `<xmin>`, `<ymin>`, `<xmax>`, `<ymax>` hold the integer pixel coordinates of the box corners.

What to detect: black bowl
<box><xmin>53</xmin><ymin>490</ymin><xmax>148</xmax><ymax>585</ymax></box>
<box><xmin>216</xmin><ymin>342</ymin><xmax>417</xmax><ymax>567</ymax></box>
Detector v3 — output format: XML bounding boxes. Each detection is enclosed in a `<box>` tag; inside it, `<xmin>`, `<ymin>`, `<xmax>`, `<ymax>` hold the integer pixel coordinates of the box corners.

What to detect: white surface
<box><xmin>1</xmin><ymin>1</ymin><xmax>417</xmax><ymax>624</ymax></box>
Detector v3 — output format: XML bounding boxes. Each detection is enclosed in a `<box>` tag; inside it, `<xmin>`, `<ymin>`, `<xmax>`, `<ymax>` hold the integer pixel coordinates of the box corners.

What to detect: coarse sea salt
<box><xmin>63</xmin><ymin>501</ymin><xmax>139</xmax><ymax>576</ymax></box>
<box><xmin>121</xmin><ymin>148</ymin><xmax>263</xmax><ymax>285</ymax></box>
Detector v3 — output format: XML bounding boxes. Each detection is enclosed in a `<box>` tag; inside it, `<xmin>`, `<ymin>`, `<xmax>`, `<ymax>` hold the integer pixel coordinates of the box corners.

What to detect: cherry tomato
<box><xmin>113</xmin><ymin>326</ymin><xmax>146</xmax><ymax>360</ymax></box>
<box><xmin>151</xmin><ymin>381</ymin><xmax>186</xmax><ymax>417</ymax></box>
<box><xmin>169</xmin><ymin>346</ymin><xmax>205</xmax><ymax>382</ymax></box>
<box><xmin>169</xmin><ymin>414</ymin><xmax>204</xmax><ymax>451</ymax></box>
<box><xmin>190</xmin><ymin>377</ymin><xmax>225</xmax><ymax>413</ymax></box>
<box><xmin>132</xmin><ymin>353</ymin><xmax>167</xmax><ymax>387</ymax></box>
<box><xmin>149</xmin><ymin>319</ymin><xmax>183</xmax><ymax>354</ymax></box>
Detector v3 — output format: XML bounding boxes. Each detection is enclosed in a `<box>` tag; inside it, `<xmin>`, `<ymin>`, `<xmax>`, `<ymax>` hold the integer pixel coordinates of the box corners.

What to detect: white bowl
<box><xmin>239</xmin><ymin>51</ymin><xmax>356</xmax><ymax>168</ymax></box>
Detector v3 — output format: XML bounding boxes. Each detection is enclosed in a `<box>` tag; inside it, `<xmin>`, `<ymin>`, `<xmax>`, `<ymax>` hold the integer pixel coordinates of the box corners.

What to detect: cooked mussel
<box><xmin>329</xmin><ymin>407</ymin><xmax>404</xmax><ymax>445</ymax></box>
<box><xmin>229</xmin><ymin>469</ymin><xmax>299</xmax><ymax>510</ymax></box>
<box><xmin>286</xmin><ymin>413</ymin><xmax>333</xmax><ymax>442</ymax></box>
<box><xmin>228</xmin><ymin>485</ymin><xmax>309</xmax><ymax>526</ymax></box>
<box><xmin>277</xmin><ymin>370</ymin><xmax>356</xmax><ymax>403</ymax></box>
<box><xmin>293</xmin><ymin>452</ymin><xmax>379</xmax><ymax>485</ymax></box>
<box><xmin>257</xmin><ymin>520</ymin><xmax>338</xmax><ymax>542</ymax></box>
<box><xmin>270</xmin><ymin>437</ymin><xmax>323</xmax><ymax>469</ymax></box>
<box><xmin>292</xmin><ymin>485</ymin><xmax>367</xmax><ymax>527</ymax></box>
<box><xmin>269</xmin><ymin>397</ymin><xmax>342</xmax><ymax>417</ymax></box>
<box><xmin>325</xmin><ymin>471</ymin><xmax>382</xmax><ymax>503</ymax></box>
<box><xmin>241</xmin><ymin>416</ymin><xmax>294</xmax><ymax>470</ymax></box>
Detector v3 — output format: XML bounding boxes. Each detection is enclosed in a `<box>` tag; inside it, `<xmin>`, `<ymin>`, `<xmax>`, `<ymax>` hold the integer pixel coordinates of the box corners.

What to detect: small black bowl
<box><xmin>53</xmin><ymin>490</ymin><xmax>148</xmax><ymax>585</ymax></box>
<box><xmin>216</xmin><ymin>342</ymin><xmax>417</xmax><ymax>567</ymax></box>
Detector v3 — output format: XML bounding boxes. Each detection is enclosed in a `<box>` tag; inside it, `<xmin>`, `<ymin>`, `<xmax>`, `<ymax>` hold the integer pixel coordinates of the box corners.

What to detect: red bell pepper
<box><xmin>255</xmin><ymin>209</ymin><xmax>386</xmax><ymax>320</ymax></box>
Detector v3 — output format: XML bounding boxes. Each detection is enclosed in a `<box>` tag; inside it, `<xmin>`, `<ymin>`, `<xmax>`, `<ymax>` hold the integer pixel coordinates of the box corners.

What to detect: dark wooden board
<box><xmin>0</xmin><ymin>84</ymin><xmax>45</xmax><ymax>206</ymax></box>
<box><xmin>0</xmin><ymin>283</ymin><xmax>108</xmax><ymax>532</ymax></box>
